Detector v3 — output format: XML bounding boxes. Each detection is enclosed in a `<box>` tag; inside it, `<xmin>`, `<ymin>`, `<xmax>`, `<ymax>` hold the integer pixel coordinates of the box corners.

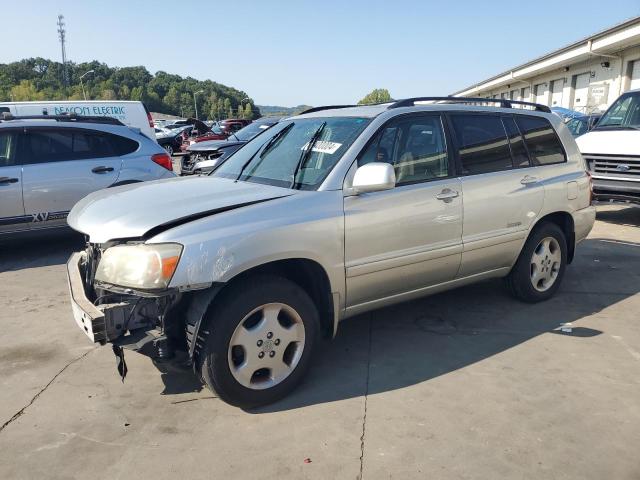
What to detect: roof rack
<box><xmin>299</xmin><ymin>105</ymin><xmax>359</xmax><ymax>115</ymax></box>
<box><xmin>0</xmin><ymin>112</ymin><xmax>125</xmax><ymax>125</ymax></box>
<box><xmin>388</xmin><ymin>97</ymin><xmax>551</xmax><ymax>113</ymax></box>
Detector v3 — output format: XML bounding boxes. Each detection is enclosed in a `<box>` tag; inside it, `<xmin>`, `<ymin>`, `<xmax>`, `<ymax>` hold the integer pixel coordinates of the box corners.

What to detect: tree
<box><xmin>244</xmin><ymin>103</ymin><xmax>253</xmax><ymax>119</ymax></box>
<box><xmin>357</xmin><ymin>88</ymin><xmax>392</xmax><ymax>105</ymax></box>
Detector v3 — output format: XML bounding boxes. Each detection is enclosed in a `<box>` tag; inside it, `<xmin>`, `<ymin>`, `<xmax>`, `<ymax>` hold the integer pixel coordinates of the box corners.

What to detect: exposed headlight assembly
<box><xmin>95</xmin><ymin>243</ymin><xmax>183</xmax><ymax>290</ymax></box>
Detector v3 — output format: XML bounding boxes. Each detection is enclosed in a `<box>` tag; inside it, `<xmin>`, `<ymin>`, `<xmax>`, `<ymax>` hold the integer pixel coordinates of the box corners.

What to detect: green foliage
<box><xmin>0</xmin><ymin>57</ymin><xmax>261</xmax><ymax>120</ymax></box>
<box><xmin>357</xmin><ymin>88</ymin><xmax>392</xmax><ymax>105</ymax></box>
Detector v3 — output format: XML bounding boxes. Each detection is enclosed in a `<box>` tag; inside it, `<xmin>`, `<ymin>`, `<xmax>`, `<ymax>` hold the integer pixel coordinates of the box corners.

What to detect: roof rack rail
<box><xmin>0</xmin><ymin>112</ymin><xmax>125</xmax><ymax>125</ymax></box>
<box><xmin>299</xmin><ymin>105</ymin><xmax>358</xmax><ymax>115</ymax></box>
<box><xmin>388</xmin><ymin>97</ymin><xmax>551</xmax><ymax>113</ymax></box>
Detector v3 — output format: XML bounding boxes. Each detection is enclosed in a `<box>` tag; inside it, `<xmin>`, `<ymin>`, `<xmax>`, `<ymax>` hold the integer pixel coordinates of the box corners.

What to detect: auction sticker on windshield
<box><xmin>301</xmin><ymin>140</ymin><xmax>342</xmax><ymax>154</ymax></box>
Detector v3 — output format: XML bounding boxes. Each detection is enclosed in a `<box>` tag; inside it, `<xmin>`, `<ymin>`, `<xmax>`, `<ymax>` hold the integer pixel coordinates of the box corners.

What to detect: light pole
<box><xmin>193</xmin><ymin>90</ymin><xmax>204</xmax><ymax>119</ymax></box>
<box><xmin>80</xmin><ymin>70</ymin><xmax>94</xmax><ymax>100</ymax></box>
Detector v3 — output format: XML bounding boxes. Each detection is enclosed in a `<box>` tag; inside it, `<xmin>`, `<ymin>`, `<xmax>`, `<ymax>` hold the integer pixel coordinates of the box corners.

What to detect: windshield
<box><xmin>213</xmin><ymin>117</ymin><xmax>370</xmax><ymax>189</ymax></box>
<box><xmin>233</xmin><ymin>121</ymin><xmax>276</xmax><ymax>141</ymax></box>
<box><xmin>597</xmin><ymin>92</ymin><xmax>640</xmax><ymax>129</ymax></box>
<box><xmin>566</xmin><ymin>117</ymin><xmax>588</xmax><ymax>137</ymax></box>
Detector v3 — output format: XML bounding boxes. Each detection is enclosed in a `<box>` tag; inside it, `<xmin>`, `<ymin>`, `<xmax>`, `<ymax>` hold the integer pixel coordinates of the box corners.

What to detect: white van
<box><xmin>575</xmin><ymin>89</ymin><xmax>640</xmax><ymax>205</ymax></box>
<box><xmin>0</xmin><ymin>100</ymin><xmax>156</xmax><ymax>140</ymax></box>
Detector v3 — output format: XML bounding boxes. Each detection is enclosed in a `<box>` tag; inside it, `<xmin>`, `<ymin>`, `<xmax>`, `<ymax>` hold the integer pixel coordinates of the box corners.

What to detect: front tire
<box><xmin>505</xmin><ymin>222</ymin><xmax>567</xmax><ymax>303</ymax></box>
<box><xmin>197</xmin><ymin>275</ymin><xmax>319</xmax><ymax>408</ymax></box>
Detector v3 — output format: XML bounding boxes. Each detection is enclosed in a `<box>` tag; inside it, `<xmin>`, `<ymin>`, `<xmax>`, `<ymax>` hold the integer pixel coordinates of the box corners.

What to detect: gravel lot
<box><xmin>0</xmin><ymin>206</ymin><xmax>638</xmax><ymax>480</ymax></box>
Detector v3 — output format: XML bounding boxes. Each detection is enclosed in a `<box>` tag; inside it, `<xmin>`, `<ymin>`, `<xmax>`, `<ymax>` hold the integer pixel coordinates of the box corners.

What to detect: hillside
<box><xmin>257</xmin><ymin>104</ymin><xmax>313</xmax><ymax>117</ymax></box>
<box><xmin>0</xmin><ymin>58</ymin><xmax>260</xmax><ymax>120</ymax></box>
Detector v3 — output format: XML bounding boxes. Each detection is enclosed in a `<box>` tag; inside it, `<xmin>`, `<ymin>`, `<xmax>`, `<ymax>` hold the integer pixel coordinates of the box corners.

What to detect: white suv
<box><xmin>66</xmin><ymin>97</ymin><xmax>595</xmax><ymax>408</ymax></box>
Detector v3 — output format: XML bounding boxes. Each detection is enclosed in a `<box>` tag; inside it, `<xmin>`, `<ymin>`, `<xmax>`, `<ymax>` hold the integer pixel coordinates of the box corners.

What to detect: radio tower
<box><xmin>57</xmin><ymin>15</ymin><xmax>68</xmax><ymax>87</ymax></box>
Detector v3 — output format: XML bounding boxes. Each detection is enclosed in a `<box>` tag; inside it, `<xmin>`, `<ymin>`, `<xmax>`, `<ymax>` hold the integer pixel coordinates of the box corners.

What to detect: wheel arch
<box><xmin>531</xmin><ymin>211</ymin><xmax>576</xmax><ymax>263</ymax></box>
<box><xmin>185</xmin><ymin>257</ymin><xmax>337</xmax><ymax>364</ymax></box>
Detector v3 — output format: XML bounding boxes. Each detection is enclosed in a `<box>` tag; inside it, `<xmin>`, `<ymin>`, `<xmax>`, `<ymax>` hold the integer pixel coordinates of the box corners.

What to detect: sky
<box><xmin>0</xmin><ymin>0</ymin><xmax>639</xmax><ymax>107</ymax></box>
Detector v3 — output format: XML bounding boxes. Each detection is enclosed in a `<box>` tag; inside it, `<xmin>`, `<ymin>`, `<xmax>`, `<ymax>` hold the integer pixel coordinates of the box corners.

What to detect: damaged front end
<box><xmin>67</xmin><ymin>243</ymin><xmax>186</xmax><ymax>378</ymax></box>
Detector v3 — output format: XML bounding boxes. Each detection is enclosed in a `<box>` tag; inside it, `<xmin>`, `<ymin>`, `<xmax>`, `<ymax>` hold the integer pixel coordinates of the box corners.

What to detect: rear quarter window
<box><xmin>515</xmin><ymin>116</ymin><xmax>566</xmax><ymax>166</ymax></box>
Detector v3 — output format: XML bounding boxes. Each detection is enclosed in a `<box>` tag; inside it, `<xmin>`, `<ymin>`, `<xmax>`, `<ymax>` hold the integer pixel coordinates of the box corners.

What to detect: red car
<box><xmin>179</xmin><ymin>118</ymin><xmax>228</xmax><ymax>152</ymax></box>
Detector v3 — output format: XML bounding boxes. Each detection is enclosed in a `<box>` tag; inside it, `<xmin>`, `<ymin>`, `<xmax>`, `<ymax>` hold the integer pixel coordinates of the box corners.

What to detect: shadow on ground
<box><xmin>596</xmin><ymin>205</ymin><xmax>639</xmax><ymax>227</ymax></box>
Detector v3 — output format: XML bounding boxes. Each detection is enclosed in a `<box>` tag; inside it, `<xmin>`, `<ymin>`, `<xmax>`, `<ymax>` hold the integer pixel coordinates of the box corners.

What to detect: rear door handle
<box><xmin>520</xmin><ymin>175</ymin><xmax>539</xmax><ymax>185</ymax></box>
<box><xmin>435</xmin><ymin>188</ymin><xmax>459</xmax><ymax>201</ymax></box>
<box><xmin>91</xmin><ymin>166</ymin><xmax>114</xmax><ymax>174</ymax></box>
<box><xmin>0</xmin><ymin>176</ymin><xmax>19</xmax><ymax>185</ymax></box>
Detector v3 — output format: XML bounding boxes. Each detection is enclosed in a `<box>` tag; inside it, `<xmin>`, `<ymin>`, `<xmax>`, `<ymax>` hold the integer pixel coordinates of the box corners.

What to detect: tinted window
<box><xmin>0</xmin><ymin>132</ymin><xmax>17</xmax><ymax>167</ymax></box>
<box><xmin>451</xmin><ymin>114</ymin><xmax>512</xmax><ymax>175</ymax></box>
<box><xmin>502</xmin><ymin>116</ymin><xmax>530</xmax><ymax>167</ymax></box>
<box><xmin>515</xmin><ymin>116</ymin><xmax>566</xmax><ymax>165</ymax></box>
<box><xmin>359</xmin><ymin>115</ymin><xmax>448</xmax><ymax>185</ymax></box>
<box><xmin>23</xmin><ymin>129</ymin><xmax>138</xmax><ymax>164</ymax></box>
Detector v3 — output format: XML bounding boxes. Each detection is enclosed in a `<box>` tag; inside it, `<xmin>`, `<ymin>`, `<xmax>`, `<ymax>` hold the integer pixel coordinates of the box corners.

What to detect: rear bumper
<box><xmin>572</xmin><ymin>205</ymin><xmax>596</xmax><ymax>244</ymax></box>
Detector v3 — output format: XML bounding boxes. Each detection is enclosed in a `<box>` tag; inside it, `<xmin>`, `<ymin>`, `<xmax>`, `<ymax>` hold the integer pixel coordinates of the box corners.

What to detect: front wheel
<box><xmin>197</xmin><ymin>275</ymin><xmax>319</xmax><ymax>408</ymax></box>
<box><xmin>505</xmin><ymin>222</ymin><xmax>568</xmax><ymax>303</ymax></box>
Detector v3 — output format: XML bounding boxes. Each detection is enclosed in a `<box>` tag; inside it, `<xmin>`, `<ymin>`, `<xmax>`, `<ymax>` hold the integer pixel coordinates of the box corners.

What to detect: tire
<box><xmin>505</xmin><ymin>222</ymin><xmax>567</xmax><ymax>303</ymax></box>
<box><xmin>164</xmin><ymin>145</ymin><xmax>174</xmax><ymax>156</ymax></box>
<box><xmin>196</xmin><ymin>275</ymin><xmax>319</xmax><ymax>408</ymax></box>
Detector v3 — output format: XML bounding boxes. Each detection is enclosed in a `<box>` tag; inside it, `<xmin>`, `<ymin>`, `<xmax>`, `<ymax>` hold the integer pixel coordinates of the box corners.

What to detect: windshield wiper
<box><xmin>291</xmin><ymin>122</ymin><xmax>326</xmax><ymax>189</ymax></box>
<box><xmin>235</xmin><ymin>122</ymin><xmax>294</xmax><ymax>181</ymax></box>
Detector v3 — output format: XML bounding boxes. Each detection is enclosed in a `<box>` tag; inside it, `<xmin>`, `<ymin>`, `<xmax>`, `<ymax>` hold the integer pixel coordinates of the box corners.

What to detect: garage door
<box><xmin>550</xmin><ymin>79</ymin><xmax>564</xmax><ymax>106</ymax></box>
<box><xmin>630</xmin><ymin>60</ymin><xmax>640</xmax><ymax>90</ymax></box>
<box><xmin>573</xmin><ymin>73</ymin><xmax>590</xmax><ymax>112</ymax></box>
<box><xmin>510</xmin><ymin>89</ymin><xmax>521</xmax><ymax>101</ymax></box>
<box><xmin>534</xmin><ymin>83</ymin><xmax>549</xmax><ymax>106</ymax></box>
<box><xmin>522</xmin><ymin>87</ymin><xmax>531</xmax><ymax>101</ymax></box>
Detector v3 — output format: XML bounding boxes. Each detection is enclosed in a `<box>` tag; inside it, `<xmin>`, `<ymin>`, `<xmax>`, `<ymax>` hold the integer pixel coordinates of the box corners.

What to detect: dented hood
<box><xmin>67</xmin><ymin>176</ymin><xmax>291</xmax><ymax>243</ymax></box>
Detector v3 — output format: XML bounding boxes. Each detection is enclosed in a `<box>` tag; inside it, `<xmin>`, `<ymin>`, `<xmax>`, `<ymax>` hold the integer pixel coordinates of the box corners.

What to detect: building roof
<box><xmin>452</xmin><ymin>16</ymin><xmax>640</xmax><ymax>97</ymax></box>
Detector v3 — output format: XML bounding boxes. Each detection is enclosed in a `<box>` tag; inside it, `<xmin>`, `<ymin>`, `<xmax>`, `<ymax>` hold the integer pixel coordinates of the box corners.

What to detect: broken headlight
<box><xmin>95</xmin><ymin>243</ymin><xmax>183</xmax><ymax>290</ymax></box>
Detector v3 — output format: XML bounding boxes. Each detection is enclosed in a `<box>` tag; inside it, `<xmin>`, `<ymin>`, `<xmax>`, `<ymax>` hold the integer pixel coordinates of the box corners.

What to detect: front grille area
<box><xmin>584</xmin><ymin>154</ymin><xmax>640</xmax><ymax>178</ymax></box>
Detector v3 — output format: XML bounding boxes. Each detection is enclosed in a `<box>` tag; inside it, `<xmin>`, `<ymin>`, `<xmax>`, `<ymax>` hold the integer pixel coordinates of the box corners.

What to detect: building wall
<box><xmin>473</xmin><ymin>45</ymin><xmax>640</xmax><ymax>114</ymax></box>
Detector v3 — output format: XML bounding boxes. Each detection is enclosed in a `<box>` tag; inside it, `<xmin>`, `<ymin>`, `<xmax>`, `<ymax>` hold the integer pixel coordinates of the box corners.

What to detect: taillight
<box><xmin>152</xmin><ymin>153</ymin><xmax>173</xmax><ymax>171</ymax></box>
<box><xmin>147</xmin><ymin>111</ymin><xmax>154</xmax><ymax>128</ymax></box>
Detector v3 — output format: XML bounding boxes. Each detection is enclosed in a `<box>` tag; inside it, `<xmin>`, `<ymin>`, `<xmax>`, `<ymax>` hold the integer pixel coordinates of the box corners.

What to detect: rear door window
<box><xmin>514</xmin><ymin>116</ymin><xmax>566</xmax><ymax>165</ymax></box>
<box><xmin>450</xmin><ymin>114</ymin><xmax>513</xmax><ymax>175</ymax></box>
<box><xmin>502</xmin><ymin>116</ymin><xmax>530</xmax><ymax>168</ymax></box>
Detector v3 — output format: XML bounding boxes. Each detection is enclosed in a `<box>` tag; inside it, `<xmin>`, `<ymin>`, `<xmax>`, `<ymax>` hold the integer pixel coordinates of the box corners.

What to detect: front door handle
<box><xmin>520</xmin><ymin>175</ymin><xmax>539</xmax><ymax>185</ymax></box>
<box><xmin>0</xmin><ymin>176</ymin><xmax>19</xmax><ymax>185</ymax></box>
<box><xmin>435</xmin><ymin>188</ymin><xmax>459</xmax><ymax>201</ymax></box>
<box><xmin>91</xmin><ymin>166</ymin><xmax>114</xmax><ymax>174</ymax></box>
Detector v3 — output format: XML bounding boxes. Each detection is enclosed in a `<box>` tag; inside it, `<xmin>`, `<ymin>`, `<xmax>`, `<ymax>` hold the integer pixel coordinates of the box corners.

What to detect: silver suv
<box><xmin>0</xmin><ymin>114</ymin><xmax>175</xmax><ymax>237</ymax></box>
<box><xmin>66</xmin><ymin>98</ymin><xmax>595</xmax><ymax>408</ymax></box>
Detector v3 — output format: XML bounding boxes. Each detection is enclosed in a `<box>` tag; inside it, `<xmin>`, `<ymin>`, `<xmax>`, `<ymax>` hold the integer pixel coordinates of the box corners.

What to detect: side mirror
<box><xmin>352</xmin><ymin>162</ymin><xmax>396</xmax><ymax>194</ymax></box>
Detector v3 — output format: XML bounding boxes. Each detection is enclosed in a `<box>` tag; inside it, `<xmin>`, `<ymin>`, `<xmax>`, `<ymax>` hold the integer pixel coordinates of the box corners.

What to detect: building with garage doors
<box><xmin>453</xmin><ymin>16</ymin><xmax>640</xmax><ymax>114</ymax></box>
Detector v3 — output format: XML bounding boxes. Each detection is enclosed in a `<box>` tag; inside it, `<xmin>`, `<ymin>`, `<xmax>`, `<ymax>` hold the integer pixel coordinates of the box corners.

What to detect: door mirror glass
<box><xmin>352</xmin><ymin>162</ymin><xmax>396</xmax><ymax>194</ymax></box>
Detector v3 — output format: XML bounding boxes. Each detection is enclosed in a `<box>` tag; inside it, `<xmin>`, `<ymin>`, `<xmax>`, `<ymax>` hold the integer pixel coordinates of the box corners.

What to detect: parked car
<box><xmin>565</xmin><ymin>114</ymin><xmax>601</xmax><ymax>137</ymax></box>
<box><xmin>576</xmin><ymin>89</ymin><xmax>640</xmax><ymax>205</ymax></box>
<box><xmin>156</xmin><ymin>130</ymin><xmax>183</xmax><ymax>156</ymax></box>
<box><xmin>179</xmin><ymin>118</ymin><xmax>228</xmax><ymax>153</ymax></box>
<box><xmin>66</xmin><ymin>97</ymin><xmax>594</xmax><ymax>408</ymax></box>
<box><xmin>0</xmin><ymin>114</ymin><xmax>175</xmax><ymax>238</ymax></box>
<box><xmin>219</xmin><ymin>118</ymin><xmax>251</xmax><ymax>134</ymax></box>
<box><xmin>0</xmin><ymin>100</ymin><xmax>156</xmax><ymax>140</ymax></box>
<box><xmin>182</xmin><ymin>117</ymin><xmax>281</xmax><ymax>174</ymax></box>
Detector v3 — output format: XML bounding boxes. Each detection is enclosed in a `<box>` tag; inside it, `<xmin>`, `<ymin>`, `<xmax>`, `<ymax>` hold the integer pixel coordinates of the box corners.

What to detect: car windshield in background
<box><xmin>597</xmin><ymin>92</ymin><xmax>640</xmax><ymax>129</ymax></box>
<box><xmin>213</xmin><ymin>117</ymin><xmax>370</xmax><ymax>189</ymax></box>
<box><xmin>233</xmin><ymin>121</ymin><xmax>276</xmax><ymax>141</ymax></box>
<box><xmin>566</xmin><ymin>116</ymin><xmax>589</xmax><ymax>136</ymax></box>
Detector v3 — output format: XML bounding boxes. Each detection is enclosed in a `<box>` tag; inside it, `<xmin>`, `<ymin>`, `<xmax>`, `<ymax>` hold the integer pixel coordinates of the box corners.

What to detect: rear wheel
<box><xmin>197</xmin><ymin>275</ymin><xmax>319</xmax><ymax>408</ymax></box>
<box><xmin>506</xmin><ymin>222</ymin><xmax>567</xmax><ymax>303</ymax></box>
<box><xmin>164</xmin><ymin>144</ymin><xmax>174</xmax><ymax>156</ymax></box>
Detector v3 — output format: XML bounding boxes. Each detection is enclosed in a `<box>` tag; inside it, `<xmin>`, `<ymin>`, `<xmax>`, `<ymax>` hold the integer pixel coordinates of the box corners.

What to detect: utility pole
<box><xmin>57</xmin><ymin>15</ymin><xmax>68</xmax><ymax>87</ymax></box>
